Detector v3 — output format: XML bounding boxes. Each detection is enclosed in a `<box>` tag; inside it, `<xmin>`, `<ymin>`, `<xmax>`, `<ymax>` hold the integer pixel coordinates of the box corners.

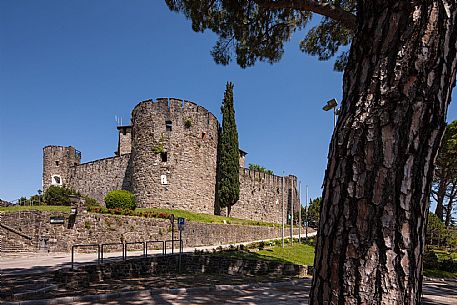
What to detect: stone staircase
<box><xmin>0</xmin><ymin>215</ymin><xmax>38</xmax><ymax>254</ymax></box>
<box><xmin>0</xmin><ymin>271</ymin><xmax>56</xmax><ymax>301</ymax></box>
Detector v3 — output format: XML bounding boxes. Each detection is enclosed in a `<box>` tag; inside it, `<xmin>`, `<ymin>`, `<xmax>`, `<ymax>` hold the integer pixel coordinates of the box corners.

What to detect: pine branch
<box><xmin>254</xmin><ymin>0</ymin><xmax>357</xmax><ymax>31</ymax></box>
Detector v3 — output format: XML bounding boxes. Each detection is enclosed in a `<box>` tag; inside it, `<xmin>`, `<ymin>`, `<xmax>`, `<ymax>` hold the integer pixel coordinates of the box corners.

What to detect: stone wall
<box><xmin>43</xmin><ymin>146</ymin><xmax>81</xmax><ymax>191</ymax></box>
<box><xmin>55</xmin><ymin>254</ymin><xmax>309</xmax><ymax>289</ymax></box>
<box><xmin>42</xmin><ymin>98</ymin><xmax>300</xmax><ymax>224</ymax></box>
<box><xmin>68</xmin><ymin>154</ymin><xmax>132</xmax><ymax>204</ymax></box>
<box><xmin>0</xmin><ymin>211</ymin><xmax>305</xmax><ymax>254</ymax></box>
<box><xmin>131</xmin><ymin>98</ymin><xmax>219</xmax><ymax>214</ymax></box>
<box><xmin>221</xmin><ymin>169</ymin><xmax>300</xmax><ymax>224</ymax></box>
<box><xmin>117</xmin><ymin>126</ymin><xmax>132</xmax><ymax>156</ymax></box>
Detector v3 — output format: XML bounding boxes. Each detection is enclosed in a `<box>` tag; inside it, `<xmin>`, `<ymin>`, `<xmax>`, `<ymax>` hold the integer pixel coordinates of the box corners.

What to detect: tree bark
<box><xmin>444</xmin><ymin>181</ymin><xmax>457</xmax><ymax>226</ymax></box>
<box><xmin>434</xmin><ymin>179</ymin><xmax>447</xmax><ymax>221</ymax></box>
<box><xmin>310</xmin><ymin>1</ymin><xmax>457</xmax><ymax>304</ymax></box>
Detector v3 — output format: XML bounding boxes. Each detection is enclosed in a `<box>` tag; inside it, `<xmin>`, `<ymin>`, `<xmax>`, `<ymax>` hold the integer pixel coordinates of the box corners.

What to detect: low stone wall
<box><xmin>0</xmin><ymin>211</ymin><xmax>306</xmax><ymax>254</ymax></box>
<box><xmin>55</xmin><ymin>253</ymin><xmax>310</xmax><ymax>289</ymax></box>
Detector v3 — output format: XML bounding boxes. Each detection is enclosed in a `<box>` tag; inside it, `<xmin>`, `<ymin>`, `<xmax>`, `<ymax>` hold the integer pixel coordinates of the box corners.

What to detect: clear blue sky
<box><xmin>1</xmin><ymin>1</ymin><xmax>456</xmax><ymax>205</ymax></box>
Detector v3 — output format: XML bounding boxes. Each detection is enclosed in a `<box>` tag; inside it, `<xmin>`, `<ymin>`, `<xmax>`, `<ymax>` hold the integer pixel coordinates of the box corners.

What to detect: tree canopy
<box><xmin>166</xmin><ymin>0</ymin><xmax>355</xmax><ymax>70</ymax></box>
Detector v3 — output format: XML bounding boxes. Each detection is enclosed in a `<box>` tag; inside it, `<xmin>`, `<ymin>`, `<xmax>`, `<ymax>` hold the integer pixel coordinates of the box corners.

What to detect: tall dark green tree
<box><xmin>217</xmin><ymin>82</ymin><xmax>240</xmax><ymax>217</ymax></box>
<box><xmin>166</xmin><ymin>1</ymin><xmax>457</xmax><ymax>304</ymax></box>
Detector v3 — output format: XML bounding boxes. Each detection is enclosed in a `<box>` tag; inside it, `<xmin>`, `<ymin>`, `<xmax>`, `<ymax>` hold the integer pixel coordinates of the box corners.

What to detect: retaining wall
<box><xmin>0</xmin><ymin>211</ymin><xmax>305</xmax><ymax>254</ymax></box>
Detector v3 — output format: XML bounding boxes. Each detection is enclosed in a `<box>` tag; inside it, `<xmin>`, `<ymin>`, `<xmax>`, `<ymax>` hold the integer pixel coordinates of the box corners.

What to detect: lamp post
<box><xmin>322</xmin><ymin>98</ymin><xmax>339</xmax><ymax>128</ymax></box>
<box><xmin>298</xmin><ymin>181</ymin><xmax>301</xmax><ymax>243</ymax></box>
<box><xmin>282</xmin><ymin>174</ymin><xmax>285</xmax><ymax>248</ymax></box>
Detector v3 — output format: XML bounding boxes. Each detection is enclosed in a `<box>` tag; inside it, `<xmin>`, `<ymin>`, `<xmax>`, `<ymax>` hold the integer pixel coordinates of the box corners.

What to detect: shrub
<box><xmin>184</xmin><ymin>118</ymin><xmax>192</xmax><ymax>128</ymax></box>
<box><xmin>440</xmin><ymin>258</ymin><xmax>457</xmax><ymax>273</ymax></box>
<box><xmin>424</xmin><ymin>250</ymin><xmax>440</xmax><ymax>270</ymax></box>
<box><xmin>84</xmin><ymin>196</ymin><xmax>101</xmax><ymax>208</ymax></box>
<box><xmin>44</xmin><ymin>185</ymin><xmax>80</xmax><ymax>206</ymax></box>
<box><xmin>104</xmin><ymin>190</ymin><xmax>136</xmax><ymax>210</ymax></box>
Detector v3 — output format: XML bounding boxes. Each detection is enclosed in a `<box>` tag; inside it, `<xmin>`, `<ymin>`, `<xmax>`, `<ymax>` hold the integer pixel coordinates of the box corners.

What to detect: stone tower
<box><xmin>130</xmin><ymin>98</ymin><xmax>219</xmax><ymax>213</ymax></box>
<box><xmin>116</xmin><ymin>125</ymin><xmax>132</xmax><ymax>156</ymax></box>
<box><xmin>42</xmin><ymin>145</ymin><xmax>81</xmax><ymax>191</ymax></box>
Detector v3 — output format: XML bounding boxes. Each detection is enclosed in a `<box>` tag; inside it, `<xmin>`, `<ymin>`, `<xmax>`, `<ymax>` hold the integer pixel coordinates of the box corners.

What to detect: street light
<box><xmin>322</xmin><ymin>98</ymin><xmax>339</xmax><ymax>128</ymax></box>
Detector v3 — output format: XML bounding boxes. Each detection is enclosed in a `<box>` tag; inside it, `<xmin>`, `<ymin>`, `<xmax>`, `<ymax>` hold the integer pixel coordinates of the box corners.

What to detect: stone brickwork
<box><xmin>42</xmin><ymin>98</ymin><xmax>299</xmax><ymax>223</ymax></box>
<box><xmin>69</xmin><ymin>154</ymin><xmax>132</xmax><ymax>204</ymax></box>
<box><xmin>117</xmin><ymin>125</ymin><xmax>132</xmax><ymax>156</ymax></box>
<box><xmin>55</xmin><ymin>254</ymin><xmax>309</xmax><ymax>289</ymax></box>
<box><xmin>0</xmin><ymin>211</ymin><xmax>304</xmax><ymax>254</ymax></box>
<box><xmin>43</xmin><ymin>146</ymin><xmax>81</xmax><ymax>190</ymax></box>
<box><xmin>131</xmin><ymin>98</ymin><xmax>219</xmax><ymax>213</ymax></box>
<box><xmin>226</xmin><ymin>169</ymin><xmax>300</xmax><ymax>224</ymax></box>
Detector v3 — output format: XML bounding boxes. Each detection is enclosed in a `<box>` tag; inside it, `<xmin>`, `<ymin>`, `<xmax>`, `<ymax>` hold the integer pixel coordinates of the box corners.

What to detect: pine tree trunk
<box><xmin>310</xmin><ymin>1</ymin><xmax>457</xmax><ymax>304</ymax></box>
<box><xmin>444</xmin><ymin>185</ymin><xmax>456</xmax><ymax>226</ymax></box>
<box><xmin>434</xmin><ymin>179</ymin><xmax>447</xmax><ymax>220</ymax></box>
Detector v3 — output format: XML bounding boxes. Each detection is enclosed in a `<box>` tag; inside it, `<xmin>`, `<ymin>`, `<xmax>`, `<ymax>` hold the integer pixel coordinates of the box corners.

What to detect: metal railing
<box><xmin>71</xmin><ymin>244</ymin><xmax>100</xmax><ymax>269</ymax></box>
<box><xmin>164</xmin><ymin>239</ymin><xmax>183</xmax><ymax>255</ymax></box>
<box><xmin>101</xmin><ymin>242</ymin><xmax>125</xmax><ymax>263</ymax></box>
<box><xmin>145</xmin><ymin>240</ymin><xmax>165</xmax><ymax>256</ymax></box>
<box><xmin>124</xmin><ymin>241</ymin><xmax>146</xmax><ymax>259</ymax></box>
<box><xmin>70</xmin><ymin>239</ymin><xmax>184</xmax><ymax>269</ymax></box>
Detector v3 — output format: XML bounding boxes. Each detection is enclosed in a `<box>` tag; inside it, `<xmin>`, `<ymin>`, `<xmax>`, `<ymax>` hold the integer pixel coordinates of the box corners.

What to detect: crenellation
<box><xmin>42</xmin><ymin>98</ymin><xmax>298</xmax><ymax>224</ymax></box>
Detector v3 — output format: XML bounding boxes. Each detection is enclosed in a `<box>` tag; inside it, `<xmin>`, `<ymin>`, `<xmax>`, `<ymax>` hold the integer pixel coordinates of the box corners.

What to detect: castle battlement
<box><xmin>43</xmin><ymin>98</ymin><xmax>299</xmax><ymax>224</ymax></box>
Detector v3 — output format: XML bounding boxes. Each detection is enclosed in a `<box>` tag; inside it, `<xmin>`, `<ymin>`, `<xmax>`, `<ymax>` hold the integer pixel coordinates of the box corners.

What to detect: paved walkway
<box><xmin>0</xmin><ymin>233</ymin><xmax>316</xmax><ymax>275</ymax></box>
<box><xmin>3</xmin><ymin>279</ymin><xmax>456</xmax><ymax>305</ymax></box>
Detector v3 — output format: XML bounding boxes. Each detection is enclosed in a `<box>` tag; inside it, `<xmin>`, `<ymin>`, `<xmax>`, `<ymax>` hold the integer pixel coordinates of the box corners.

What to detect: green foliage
<box><xmin>305</xmin><ymin>197</ymin><xmax>321</xmax><ymax>227</ymax></box>
<box><xmin>426</xmin><ymin>212</ymin><xmax>455</xmax><ymax>247</ymax></box>
<box><xmin>0</xmin><ymin>205</ymin><xmax>71</xmax><ymax>213</ymax></box>
<box><xmin>44</xmin><ymin>185</ymin><xmax>80</xmax><ymax>206</ymax></box>
<box><xmin>209</xmin><ymin>241</ymin><xmax>315</xmax><ymax>267</ymax></box>
<box><xmin>217</xmin><ymin>82</ymin><xmax>240</xmax><ymax>212</ymax></box>
<box><xmin>184</xmin><ymin>118</ymin><xmax>192</xmax><ymax>128</ymax></box>
<box><xmin>424</xmin><ymin>248</ymin><xmax>457</xmax><ymax>278</ymax></box>
<box><xmin>104</xmin><ymin>190</ymin><xmax>136</xmax><ymax>210</ymax></box>
<box><xmin>83</xmin><ymin>196</ymin><xmax>101</xmax><ymax>208</ymax></box>
<box><xmin>248</xmin><ymin>163</ymin><xmax>273</xmax><ymax>175</ymax></box>
<box><xmin>432</xmin><ymin>120</ymin><xmax>457</xmax><ymax>224</ymax></box>
<box><xmin>424</xmin><ymin>250</ymin><xmax>440</xmax><ymax>270</ymax></box>
<box><xmin>88</xmin><ymin>206</ymin><xmax>281</xmax><ymax>227</ymax></box>
<box><xmin>152</xmin><ymin>143</ymin><xmax>165</xmax><ymax>154</ymax></box>
<box><xmin>152</xmin><ymin>133</ymin><xmax>166</xmax><ymax>153</ymax></box>
<box><xmin>166</xmin><ymin>0</ymin><xmax>356</xmax><ymax>70</ymax></box>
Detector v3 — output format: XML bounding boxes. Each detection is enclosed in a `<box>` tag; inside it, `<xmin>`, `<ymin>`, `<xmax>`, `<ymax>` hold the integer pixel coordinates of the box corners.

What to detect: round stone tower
<box><xmin>131</xmin><ymin>98</ymin><xmax>219</xmax><ymax>213</ymax></box>
<box><xmin>42</xmin><ymin>145</ymin><xmax>81</xmax><ymax>191</ymax></box>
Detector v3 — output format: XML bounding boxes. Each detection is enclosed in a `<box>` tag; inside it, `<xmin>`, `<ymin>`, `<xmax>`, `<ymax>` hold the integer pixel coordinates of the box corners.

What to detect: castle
<box><xmin>43</xmin><ymin>98</ymin><xmax>299</xmax><ymax>223</ymax></box>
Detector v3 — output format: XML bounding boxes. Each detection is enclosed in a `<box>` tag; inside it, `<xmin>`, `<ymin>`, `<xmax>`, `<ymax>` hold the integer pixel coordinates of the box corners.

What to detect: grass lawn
<box><xmin>424</xmin><ymin>248</ymin><xmax>457</xmax><ymax>279</ymax></box>
<box><xmin>136</xmin><ymin>207</ymin><xmax>282</xmax><ymax>227</ymax></box>
<box><xmin>257</xmin><ymin>243</ymin><xmax>315</xmax><ymax>266</ymax></box>
<box><xmin>0</xmin><ymin>205</ymin><xmax>71</xmax><ymax>213</ymax></box>
<box><xmin>214</xmin><ymin>242</ymin><xmax>315</xmax><ymax>266</ymax></box>
<box><xmin>423</xmin><ymin>269</ymin><xmax>457</xmax><ymax>279</ymax></box>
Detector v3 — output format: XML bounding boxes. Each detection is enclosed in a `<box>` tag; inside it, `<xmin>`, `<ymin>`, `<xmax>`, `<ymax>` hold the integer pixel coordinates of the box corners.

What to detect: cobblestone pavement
<box><xmin>2</xmin><ymin>278</ymin><xmax>454</xmax><ymax>305</ymax></box>
<box><xmin>69</xmin><ymin>279</ymin><xmax>457</xmax><ymax>305</ymax></box>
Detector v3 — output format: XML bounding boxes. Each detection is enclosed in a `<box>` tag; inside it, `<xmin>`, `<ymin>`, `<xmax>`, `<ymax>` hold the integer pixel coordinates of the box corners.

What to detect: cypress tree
<box><xmin>217</xmin><ymin>82</ymin><xmax>240</xmax><ymax>217</ymax></box>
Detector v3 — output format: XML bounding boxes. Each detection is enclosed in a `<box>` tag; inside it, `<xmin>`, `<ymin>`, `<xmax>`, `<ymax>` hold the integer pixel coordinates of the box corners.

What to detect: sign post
<box><xmin>170</xmin><ymin>214</ymin><xmax>175</xmax><ymax>254</ymax></box>
<box><xmin>177</xmin><ymin>217</ymin><xmax>185</xmax><ymax>273</ymax></box>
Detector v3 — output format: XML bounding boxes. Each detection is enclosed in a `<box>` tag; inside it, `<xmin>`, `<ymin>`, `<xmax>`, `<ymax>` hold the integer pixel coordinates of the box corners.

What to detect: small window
<box><xmin>165</xmin><ymin>120</ymin><xmax>172</xmax><ymax>132</ymax></box>
<box><xmin>51</xmin><ymin>175</ymin><xmax>62</xmax><ymax>185</ymax></box>
<box><xmin>160</xmin><ymin>152</ymin><xmax>167</xmax><ymax>162</ymax></box>
<box><xmin>55</xmin><ymin>161</ymin><xmax>60</xmax><ymax>166</ymax></box>
<box><xmin>201</xmin><ymin>132</ymin><xmax>206</xmax><ymax>140</ymax></box>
